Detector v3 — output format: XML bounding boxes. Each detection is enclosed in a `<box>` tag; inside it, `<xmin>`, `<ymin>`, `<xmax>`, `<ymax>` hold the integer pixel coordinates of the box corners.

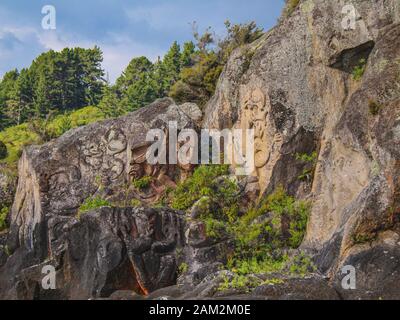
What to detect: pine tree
<box><xmin>116</xmin><ymin>56</ymin><xmax>157</xmax><ymax>111</ymax></box>
<box><xmin>80</xmin><ymin>46</ymin><xmax>105</xmax><ymax>106</ymax></box>
<box><xmin>180</xmin><ymin>41</ymin><xmax>196</xmax><ymax>68</ymax></box>
<box><xmin>0</xmin><ymin>69</ymin><xmax>19</xmax><ymax>128</ymax></box>
<box><xmin>162</xmin><ymin>41</ymin><xmax>182</xmax><ymax>90</ymax></box>
<box><xmin>98</xmin><ymin>85</ymin><xmax>124</xmax><ymax>118</ymax></box>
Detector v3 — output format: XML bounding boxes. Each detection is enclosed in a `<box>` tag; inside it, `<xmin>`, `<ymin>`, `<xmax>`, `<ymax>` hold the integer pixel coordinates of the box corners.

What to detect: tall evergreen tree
<box><xmin>180</xmin><ymin>41</ymin><xmax>196</xmax><ymax>68</ymax></box>
<box><xmin>0</xmin><ymin>70</ymin><xmax>19</xmax><ymax>128</ymax></box>
<box><xmin>98</xmin><ymin>85</ymin><xmax>124</xmax><ymax>118</ymax></box>
<box><xmin>163</xmin><ymin>41</ymin><xmax>182</xmax><ymax>87</ymax></box>
<box><xmin>116</xmin><ymin>56</ymin><xmax>157</xmax><ymax>111</ymax></box>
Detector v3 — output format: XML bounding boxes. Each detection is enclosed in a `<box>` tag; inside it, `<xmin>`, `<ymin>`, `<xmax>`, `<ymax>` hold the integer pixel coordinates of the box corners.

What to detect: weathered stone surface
<box><xmin>6</xmin><ymin>98</ymin><xmax>197</xmax><ymax>253</ymax></box>
<box><xmin>2</xmin><ymin>0</ymin><xmax>400</xmax><ymax>300</ymax></box>
<box><xmin>203</xmin><ymin>0</ymin><xmax>400</xmax><ymax>297</ymax></box>
<box><xmin>0</xmin><ymin>164</ymin><xmax>16</xmax><ymax>210</ymax></box>
<box><xmin>251</xmin><ymin>274</ymin><xmax>340</xmax><ymax>300</ymax></box>
<box><xmin>1</xmin><ymin>207</ymin><xmax>186</xmax><ymax>299</ymax></box>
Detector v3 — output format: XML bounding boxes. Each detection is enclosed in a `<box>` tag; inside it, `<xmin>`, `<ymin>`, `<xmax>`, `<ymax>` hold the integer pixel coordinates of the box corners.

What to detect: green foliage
<box><xmin>170</xmin><ymin>164</ymin><xmax>231</xmax><ymax>211</ymax></box>
<box><xmin>204</xmin><ymin>218</ymin><xmax>227</xmax><ymax>239</ymax></box>
<box><xmin>115</xmin><ymin>56</ymin><xmax>158</xmax><ymax>112</ymax></box>
<box><xmin>368</xmin><ymin>100</ymin><xmax>382</xmax><ymax>116</ymax></box>
<box><xmin>78</xmin><ymin>196</ymin><xmax>111</xmax><ymax>218</ymax></box>
<box><xmin>0</xmin><ymin>140</ymin><xmax>7</xmax><ymax>160</ymax></box>
<box><xmin>265</xmin><ymin>186</ymin><xmax>311</xmax><ymax>248</ymax></box>
<box><xmin>132</xmin><ymin>176</ymin><xmax>153</xmax><ymax>191</ymax></box>
<box><xmin>130</xmin><ymin>199</ymin><xmax>142</xmax><ymax>207</ymax></box>
<box><xmin>219</xmin><ymin>256</ymin><xmax>288</xmax><ymax>292</ymax></box>
<box><xmin>289</xmin><ymin>252</ymin><xmax>317</xmax><ymax>277</ymax></box>
<box><xmin>0</xmin><ymin>206</ymin><xmax>9</xmax><ymax>232</ymax></box>
<box><xmin>180</xmin><ymin>42</ymin><xmax>196</xmax><ymax>68</ymax></box>
<box><xmin>225</xmin><ymin>186</ymin><xmax>310</xmax><ymax>270</ymax></box>
<box><xmin>170</xmin><ymin>21</ymin><xmax>263</xmax><ymax>106</ymax></box>
<box><xmin>219</xmin><ymin>274</ymin><xmax>261</xmax><ymax>292</ymax></box>
<box><xmin>296</xmin><ymin>151</ymin><xmax>318</xmax><ymax>182</ymax></box>
<box><xmin>352</xmin><ymin>58</ymin><xmax>367</xmax><ymax>80</ymax></box>
<box><xmin>98</xmin><ymin>85</ymin><xmax>125</xmax><ymax>118</ymax></box>
<box><xmin>352</xmin><ymin>232</ymin><xmax>375</xmax><ymax>245</ymax></box>
<box><xmin>0</xmin><ymin>123</ymin><xmax>40</xmax><ymax>164</ymax></box>
<box><xmin>178</xmin><ymin>262</ymin><xmax>189</xmax><ymax>276</ymax></box>
<box><xmin>296</xmin><ymin>151</ymin><xmax>317</xmax><ymax>163</ymax></box>
<box><xmin>0</xmin><ymin>47</ymin><xmax>105</xmax><ymax>130</ymax></box>
<box><xmin>0</xmin><ymin>106</ymin><xmax>104</xmax><ymax>165</ymax></box>
<box><xmin>219</xmin><ymin>251</ymin><xmax>316</xmax><ymax>293</ymax></box>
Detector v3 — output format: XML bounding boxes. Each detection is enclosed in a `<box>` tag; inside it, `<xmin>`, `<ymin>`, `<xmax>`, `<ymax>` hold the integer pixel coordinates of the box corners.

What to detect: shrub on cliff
<box><xmin>170</xmin><ymin>21</ymin><xmax>263</xmax><ymax>106</ymax></box>
<box><xmin>282</xmin><ymin>0</ymin><xmax>301</xmax><ymax>18</ymax></box>
<box><xmin>171</xmin><ymin>165</ymin><xmax>232</xmax><ymax>211</ymax></box>
<box><xmin>77</xmin><ymin>196</ymin><xmax>111</xmax><ymax>219</ymax></box>
<box><xmin>0</xmin><ymin>207</ymin><xmax>8</xmax><ymax>231</ymax></box>
<box><xmin>0</xmin><ymin>141</ymin><xmax>7</xmax><ymax>160</ymax></box>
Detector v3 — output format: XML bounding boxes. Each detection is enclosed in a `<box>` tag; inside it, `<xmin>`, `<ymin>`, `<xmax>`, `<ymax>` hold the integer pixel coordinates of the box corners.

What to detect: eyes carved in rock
<box><xmin>96</xmin><ymin>236</ymin><xmax>124</xmax><ymax>275</ymax></box>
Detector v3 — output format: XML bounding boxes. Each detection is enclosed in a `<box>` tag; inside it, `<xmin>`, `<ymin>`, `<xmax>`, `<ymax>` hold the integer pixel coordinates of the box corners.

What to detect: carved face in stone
<box><xmin>96</xmin><ymin>236</ymin><xmax>123</xmax><ymax>275</ymax></box>
<box><xmin>242</xmin><ymin>88</ymin><xmax>270</xmax><ymax>168</ymax></box>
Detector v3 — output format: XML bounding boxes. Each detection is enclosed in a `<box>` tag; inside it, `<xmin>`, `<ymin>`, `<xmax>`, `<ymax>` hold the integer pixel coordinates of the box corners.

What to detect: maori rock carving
<box><xmin>240</xmin><ymin>87</ymin><xmax>284</xmax><ymax>192</ymax></box>
<box><xmin>81</xmin><ymin>128</ymin><xmax>127</xmax><ymax>181</ymax></box>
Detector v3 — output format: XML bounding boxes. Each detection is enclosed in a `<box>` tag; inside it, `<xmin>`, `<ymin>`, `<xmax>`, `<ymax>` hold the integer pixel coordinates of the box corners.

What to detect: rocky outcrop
<box><xmin>1</xmin><ymin>207</ymin><xmax>185</xmax><ymax>300</ymax></box>
<box><xmin>0</xmin><ymin>98</ymin><xmax>202</xmax><ymax>299</ymax></box>
<box><xmin>203</xmin><ymin>0</ymin><xmax>400</xmax><ymax>298</ymax></box>
<box><xmin>1</xmin><ymin>0</ymin><xmax>400</xmax><ymax>300</ymax></box>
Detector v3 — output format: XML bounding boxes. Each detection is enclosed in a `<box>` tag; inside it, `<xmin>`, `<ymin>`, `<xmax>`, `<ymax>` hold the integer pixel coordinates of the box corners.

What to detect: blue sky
<box><xmin>0</xmin><ymin>0</ymin><xmax>284</xmax><ymax>82</ymax></box>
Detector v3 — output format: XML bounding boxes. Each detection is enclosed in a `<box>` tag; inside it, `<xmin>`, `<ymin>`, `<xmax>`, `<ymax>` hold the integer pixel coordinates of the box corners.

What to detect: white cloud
<box><xmin>37</xmin><ymin>30</ymin><xmax>164</xmax><ymax>83</ymax></box>
<box><xmin>100</xmin><ymin>32</ymin><xmax>164</xmax><ymax>83</ymax></box>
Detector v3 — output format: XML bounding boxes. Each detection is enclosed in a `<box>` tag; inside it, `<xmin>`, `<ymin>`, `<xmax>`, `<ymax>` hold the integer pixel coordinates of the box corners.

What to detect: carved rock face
<box><xmin>238</xmin><ymin>87</ymin><xmax>285</xmax><ymax>192</ymax></box>
<box><xmin>7</xmin><ymin>98</ymin><xmax>199</xmax><ymax>248</ymax></box>
<box><xmin>242</xmin><ymin>88</ymin><xmax>270</xmax><ymax>169</ymax></box>
<box><xmin>35</xmin><ymin>207</ymin><xmax>185</xmax><ymax>299</ymax></box>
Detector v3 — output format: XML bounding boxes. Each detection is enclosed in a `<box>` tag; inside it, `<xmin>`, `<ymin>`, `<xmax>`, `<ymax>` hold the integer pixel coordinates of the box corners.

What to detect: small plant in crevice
<box><xmin>178</xmin><ymin>262</ymin><xmax>189</xmax><ymax>276</ymax></box>
<box><xmin>288</xmin><ymin>252</ymin><xmax>317</xmax><ymax>277</ymax></box>
<box><xmin>352</xmin><ymin>232</ymin><xmax>376</xmax><ymax>245</ymax></box>
<box><xmin>0</xmin><ymin>206</ymin><xmax>9</xmax><ymax>232</ymax></box>
<box><xmin>352</xmin><ymin>58</ymin><xmax>367</xmax><ymax>81</ymax></box>
<box><xmin>296</xmin><ymin>151</ymin><xmax>318</xmax><ymax>182</ymax></box>
<box><xmin>77</xmin><ymin>196</ymin><xmax>111</xmax><ymax>219</ymax></box>
<box><xmin>130</xmin><ymin>199</ymin><xmax>142</xmax><ymax>207</ymax></box>
<box><xmin>132</xmin><ymin>176</ymin><xmax>153</xmax><ymax>191</ymax></box>
<box><xmin>368</xmin><ymin>99</ymin><xmax>383</xmax><ymax>116</ymax></box>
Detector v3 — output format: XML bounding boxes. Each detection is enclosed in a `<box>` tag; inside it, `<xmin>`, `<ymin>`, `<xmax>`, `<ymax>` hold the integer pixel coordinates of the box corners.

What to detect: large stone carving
<box><xmin>80</xmin><ymin>127</ymin><xmax>127</xmax><ymax>181</ymax></box>
<box><xmin>239</xmin><ymin>87</ymin><xmax>284</xmax><ymax>192</ymax></box>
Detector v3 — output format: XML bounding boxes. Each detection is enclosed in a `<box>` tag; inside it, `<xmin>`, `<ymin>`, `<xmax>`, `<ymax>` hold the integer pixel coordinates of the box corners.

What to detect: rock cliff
<box><xmin>1</xmin><ymin>0</ymin><xmax>400</xmax><ymax>300</ymax></box>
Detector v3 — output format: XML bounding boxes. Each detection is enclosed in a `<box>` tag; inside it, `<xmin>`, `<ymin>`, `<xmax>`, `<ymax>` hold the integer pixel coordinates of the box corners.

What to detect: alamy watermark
<box><xmin>145</xmin><ymin>122</ymin><xmax>255</xmax><ymax>176</ymax></box>
<box><xmin>42</xmin><ymin>5</ymin><xmax>56</xmax><ymax>30</ymax></box>
<box><xmin>341</xmin><ymin>265</ymin><xmax>356</xmax><ymax>290</ymax></box>
<box><xmin>41</xmin><ymin>265</ymin><xmax>56</xmax><ymax>290</ymax></box>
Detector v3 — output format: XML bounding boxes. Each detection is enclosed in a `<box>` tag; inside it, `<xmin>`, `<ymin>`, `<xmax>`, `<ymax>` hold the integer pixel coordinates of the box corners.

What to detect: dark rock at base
<box><xmin>333</xmin><ymin>241</ymin><xmax>400</xmax><ymax>300</ymax></box>
<box><xmin>252</xmin><ymin>275</ymin><xmax>340</xmax><ymax>300</ymax></box>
